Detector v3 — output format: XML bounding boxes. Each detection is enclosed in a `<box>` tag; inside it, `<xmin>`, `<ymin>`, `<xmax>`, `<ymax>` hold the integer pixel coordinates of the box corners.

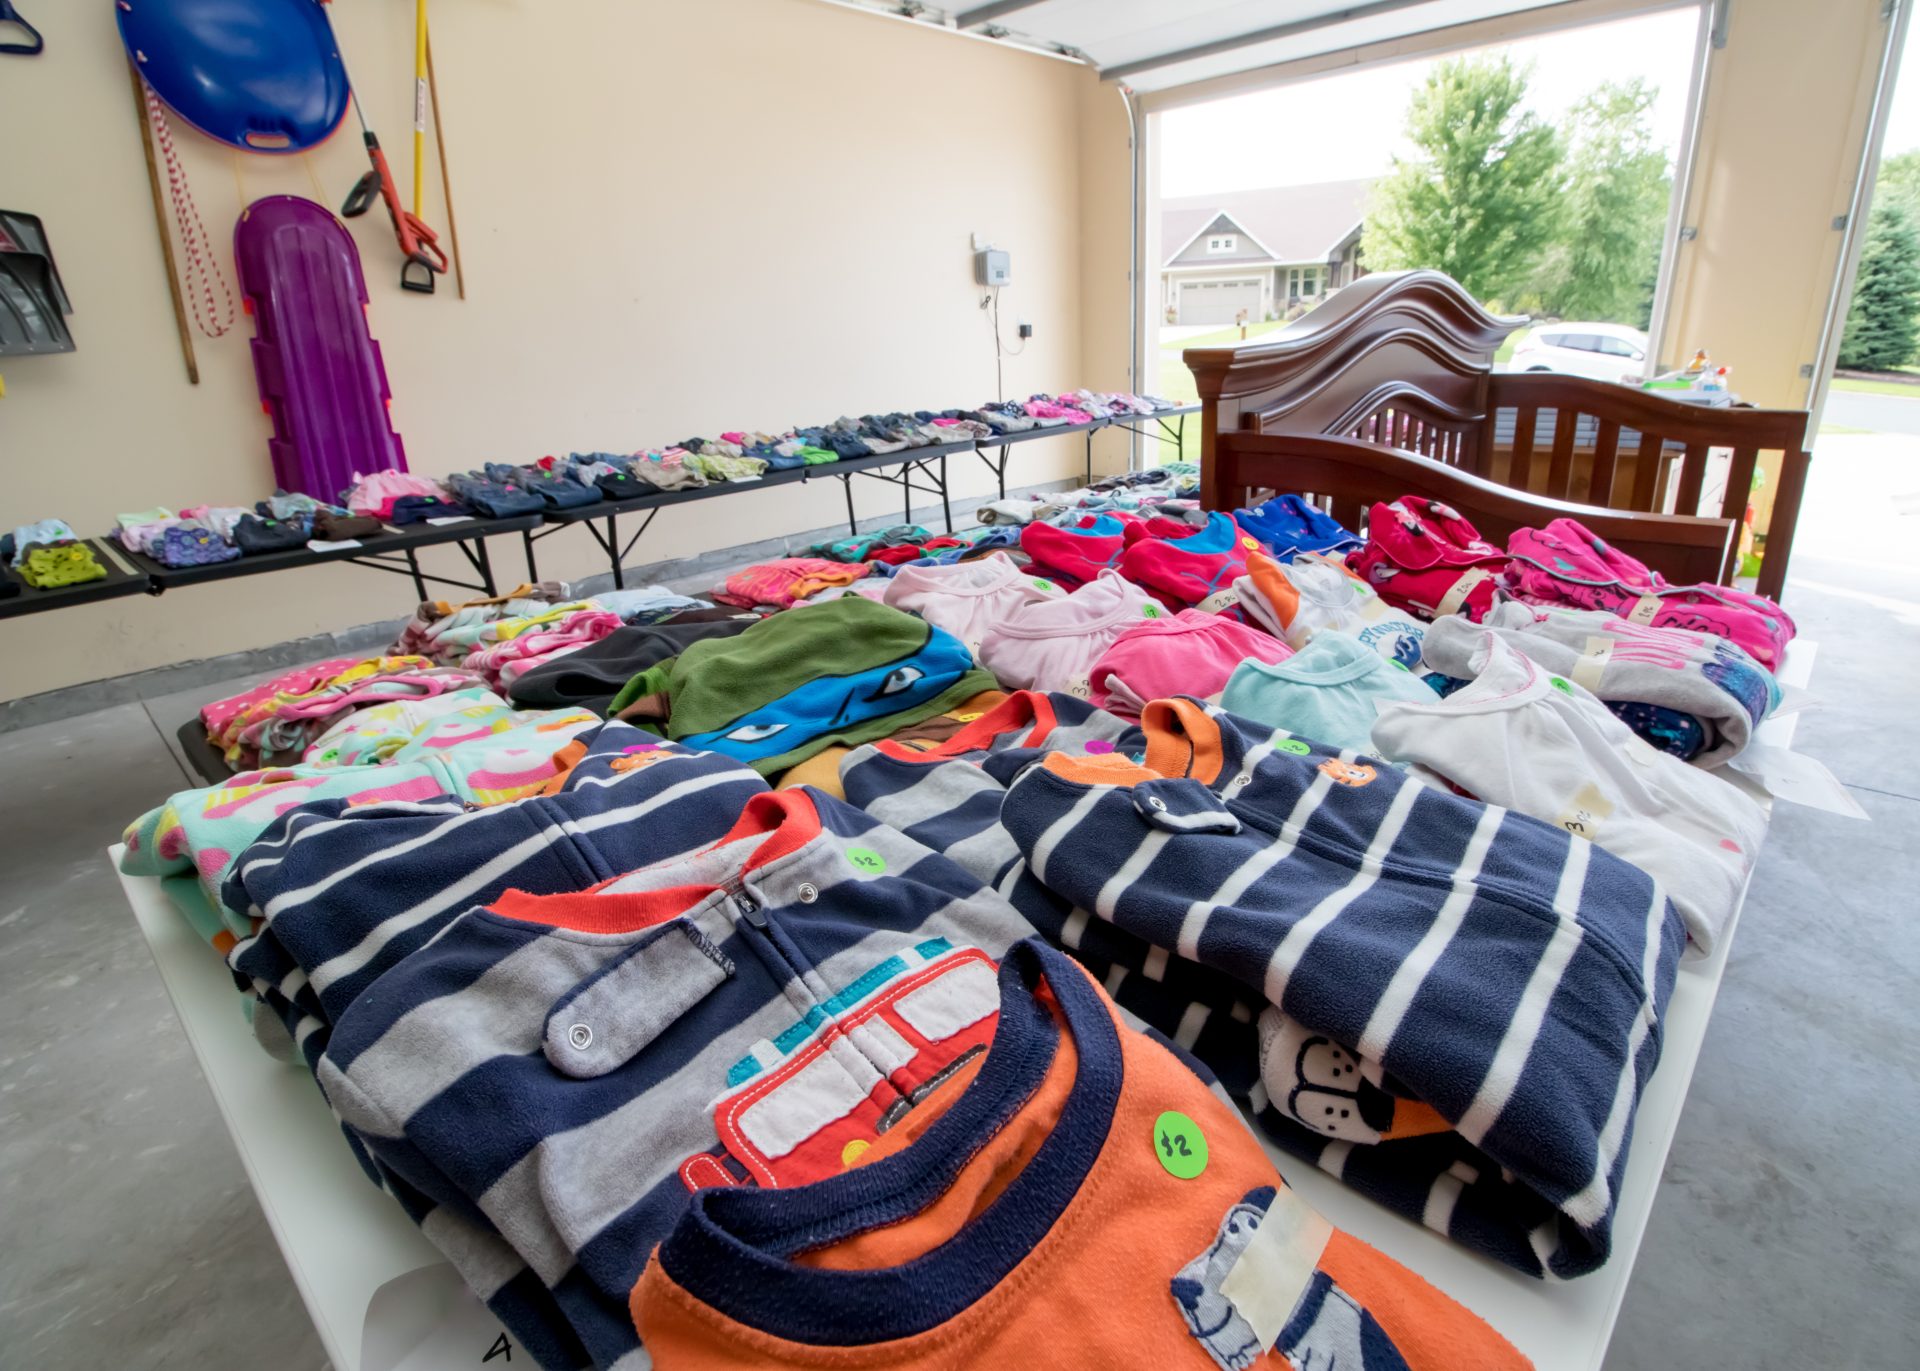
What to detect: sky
<box><xmin>1158</xmin><ymin>7</ymin><xmax>1704</xmax><ymax>198</ymax></box>
<box><xmin>1881</xmin><ymin>12</ymin><xmax>1920</xmax><ymax>157</ymax></box>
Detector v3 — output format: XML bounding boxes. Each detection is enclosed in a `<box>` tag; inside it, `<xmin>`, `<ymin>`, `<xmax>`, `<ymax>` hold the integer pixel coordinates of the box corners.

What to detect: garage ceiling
<box><xmin>937</xmin><ymin>1</ymin><xmax>1586</xmax><ymax>92</ymax></box>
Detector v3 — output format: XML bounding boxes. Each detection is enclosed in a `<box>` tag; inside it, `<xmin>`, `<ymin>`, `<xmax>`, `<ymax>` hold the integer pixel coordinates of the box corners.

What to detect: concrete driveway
<box><xmin>1824</xmin><ymin>386</ymin><xmax>1920</xmax><ymax>435</ymax></box>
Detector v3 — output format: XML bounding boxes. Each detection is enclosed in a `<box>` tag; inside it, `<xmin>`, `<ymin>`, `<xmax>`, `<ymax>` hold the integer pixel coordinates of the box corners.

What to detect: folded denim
<box><xmin>234</xmin><ymin>514</ymin><xmax>311</xmax><ymax>555</ymax></box>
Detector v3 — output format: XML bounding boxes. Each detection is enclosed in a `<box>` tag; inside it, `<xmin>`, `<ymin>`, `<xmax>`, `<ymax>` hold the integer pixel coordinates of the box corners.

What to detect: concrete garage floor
<box><xmin>2</xmin><ymin>475</ymin><xmax>1917</xmax><ymax>1368</ymax></box>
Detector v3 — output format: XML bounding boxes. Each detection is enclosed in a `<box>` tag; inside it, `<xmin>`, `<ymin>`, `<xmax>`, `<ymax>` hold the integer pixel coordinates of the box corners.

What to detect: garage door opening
<box><xmin>1148</xmin><ymin>4</ymin><xmax>1704</xmax><ymax>462</ymax></box>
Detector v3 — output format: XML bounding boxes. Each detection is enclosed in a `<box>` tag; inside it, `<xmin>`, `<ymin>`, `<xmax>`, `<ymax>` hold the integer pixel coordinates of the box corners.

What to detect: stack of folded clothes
<box><xmin>3</xmin><ymin>518</ymin><xmax>108</xmax><ymax>588</ymax></box>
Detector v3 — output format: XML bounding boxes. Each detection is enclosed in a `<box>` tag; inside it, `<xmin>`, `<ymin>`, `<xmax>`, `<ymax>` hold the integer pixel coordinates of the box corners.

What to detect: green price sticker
<box><xmin>1276</xmin><ymin>738</ymin><xmax>1311</xmax><ymax>755</ymax></box>
<box><xmin>1153</xmin><ymin>1110</ymin><xmax>1208</xmax><ymax>1179</ymax></box>
<box><xmin>1141</xmin><ymin>604</ymin><xmax>1163</xmax><ymax>618</ymax></box>
<box><xmin>1549</xmin><ymin>676</ymin><xmax>1574</xmax><ymax>695</ymax></box>
<box><xmin>1032</xmin><ymin>578</ymin><xmax>1054</xmax><ymax>591</ymax></box>
<box><xmin>846</xmin><ymin>847</ymin><xmax>887</xmax><ymax>875</ymax></box>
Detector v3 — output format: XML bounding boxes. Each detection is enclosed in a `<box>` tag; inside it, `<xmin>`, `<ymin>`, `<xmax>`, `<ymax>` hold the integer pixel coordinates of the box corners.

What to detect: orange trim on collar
<box><xmin>492</xmin><ymin>881</ymin><xmax>722</xmax><ymax>935</ymax></box>
<box><xmin>1140</xmin><ymin>698</ymin><xmax>1226</xmax><ymax>784</ymax></box>
<box><xmin>491</xmin><ymin>790</ymin><xmax>823</xmax><ymax>934</ymax></box>
<box><xmin>1244</xmin><ymin>549</ymin><xmax>1300</xmax><ymax>630</ymax></box>
<box><xmin>538</xmin><ymin>738</ymin><xmax>593</xmax><ymax>796</ymax></box>
<box><xmin>873</xmin><ymin>690</ymin><xmax>1059</xmax><ymax>762</ymax></box>
<box><xmin>1039</xmin><ymin>752</ymin><xmax>1161</xmax><ymax>787</ymax></box>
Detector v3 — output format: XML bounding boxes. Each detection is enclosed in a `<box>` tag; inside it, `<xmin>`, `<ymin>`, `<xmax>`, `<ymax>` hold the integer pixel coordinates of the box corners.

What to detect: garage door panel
<box><xmin>1178</xmin><ymin>278</ymin><xmax>1262</xmax><ymax>326</ymax></box>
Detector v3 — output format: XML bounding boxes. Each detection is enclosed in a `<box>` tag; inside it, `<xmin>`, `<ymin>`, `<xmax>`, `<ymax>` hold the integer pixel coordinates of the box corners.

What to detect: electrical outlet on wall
<box><xmin>1017</xmin><ymin>321</ymin><xmax>1033</xmax><ymax>339</ymax></box>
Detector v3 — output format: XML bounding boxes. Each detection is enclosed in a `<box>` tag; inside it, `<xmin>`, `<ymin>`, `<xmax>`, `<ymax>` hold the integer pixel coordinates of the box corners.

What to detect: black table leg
<box><xmin>405</xmin><ymin>548</ymin><xmax>428</xmax><ymax>603</ymax></box>
<box><xmin>473</xmin><ymin>534</ymin><xmax>497</xmax><ymax>595</ymax></box>
<box><xmin>522</xmin><ymin>528</ymin><xmax>540</xmax><ymax>583</ymax></box>
<box><xmin>842</xmin><ymin>475</ymin><xmax>858</xmax><ymax>536</ymax></box>
<box><xmin>1084</xmin><ymin>430</ymin><xmax>1093</xmax><ymax>484</ymax></box>
<box><xmin>937</xmin><ymin>455</ymin><xmax>953</xmax><ymax>533</ymax></box>
<box><xmin>607</xmin><ymin>514</ymin><xmax>624</xmax><ymax>589</ymax></box>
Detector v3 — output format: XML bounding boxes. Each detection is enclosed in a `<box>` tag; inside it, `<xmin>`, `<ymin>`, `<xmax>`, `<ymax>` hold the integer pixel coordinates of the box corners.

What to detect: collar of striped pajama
<box><xmin>655</xmin><ymin>939</ymin><xmax>1123</xmax><ymax>1344</ymax></box>
<box><xmin>489</xmin><ymin>789</ymin><xmax>823</xmax><ymax>934</ymax></box>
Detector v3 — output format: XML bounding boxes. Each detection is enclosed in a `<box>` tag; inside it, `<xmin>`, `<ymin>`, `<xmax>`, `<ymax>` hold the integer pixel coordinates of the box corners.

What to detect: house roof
<box><xmin>1162</xmin><ymin>178</ymin><xmax>1376</xmax><ymax>268</ymax></box>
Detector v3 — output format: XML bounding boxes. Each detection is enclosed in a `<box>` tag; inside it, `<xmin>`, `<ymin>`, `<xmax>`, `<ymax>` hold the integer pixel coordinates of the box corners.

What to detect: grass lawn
<box><xmin>1830</xmin><ymin>376</ymin><xmax>1920</xmax><ymax>397</ymax></box>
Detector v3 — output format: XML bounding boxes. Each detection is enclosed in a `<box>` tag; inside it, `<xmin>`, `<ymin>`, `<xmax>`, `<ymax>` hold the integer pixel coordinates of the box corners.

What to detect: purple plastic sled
<box><xmin>234</xmin><ymin>195</ymin><xmax>407</xmax><ymax>502</ymax></box>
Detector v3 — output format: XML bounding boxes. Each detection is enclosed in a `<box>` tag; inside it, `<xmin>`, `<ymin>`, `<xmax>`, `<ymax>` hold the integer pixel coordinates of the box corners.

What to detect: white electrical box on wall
<box><xmin>974</xmin><ymin>249</ymin><xmax>1010</xmax><ymax>286</ymax></box>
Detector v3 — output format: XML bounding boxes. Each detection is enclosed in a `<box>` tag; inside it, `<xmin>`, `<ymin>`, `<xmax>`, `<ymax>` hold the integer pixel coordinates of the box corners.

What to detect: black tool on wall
<box><xmin>0</xmin><ymin>0</ymin><xmax>43</xmax><ymax>55</ymax></box>
<box><xmin>0</xmin><ymin>211</ymin><xmax>73</xmax><ymax>355</ymax></box>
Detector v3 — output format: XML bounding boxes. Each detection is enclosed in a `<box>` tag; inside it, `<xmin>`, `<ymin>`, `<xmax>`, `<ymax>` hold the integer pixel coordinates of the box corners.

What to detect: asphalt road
<box><xmin>1824</xmin><ymin>386</ymin><xmax>1920</xmax><ymax>435</ymax></box>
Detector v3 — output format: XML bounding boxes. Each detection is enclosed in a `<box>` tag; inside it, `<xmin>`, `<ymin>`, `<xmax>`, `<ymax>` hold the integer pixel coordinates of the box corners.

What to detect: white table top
<box><xmin>112</xmin><ymin>641</ymin><xmax>1814</xmax><ymax>1371</ymax></box>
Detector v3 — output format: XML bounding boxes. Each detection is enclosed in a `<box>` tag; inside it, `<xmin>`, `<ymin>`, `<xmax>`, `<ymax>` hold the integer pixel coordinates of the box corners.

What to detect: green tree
<box><xmin>1838</xmin><ymin>201</ymin><xmax>1920</xmax><ymax>371</ymax></box>
<box><xmin>1533</xmin><ymin>80</ymin><xmax>1672</xmax><ymax>325</ymax></box>
<box><xmin>1872</xmin><ymin>148</ymin><xmax>1920</xmax><ymax>226</ymax></box>
<box><xmin>1362</xmin><ymin>55</ymin><xmax>1565</xmax><ymax>303</ymax></box>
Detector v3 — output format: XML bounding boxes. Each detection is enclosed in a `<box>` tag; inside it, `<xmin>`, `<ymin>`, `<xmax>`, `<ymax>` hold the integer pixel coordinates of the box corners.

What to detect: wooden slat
<box><xmin>1721</xmin><ymin>445</ymin><xmax>1760</xmax><ymax>523</ymax></box>
<box><xmin>1589</xmin><ymin>419</ymin><xmax>1622</xmax><ymax>504</ymax></box>
<box><xmin>1675</xmin><ymin>441</ymin><xmax>1710</xmax><ymax>516</ymax></box>
<box><xmin>1630</xmin><ymin>430</ymin><xmax>1667</xmax><ymax>510</ymax></box>
<box><xmin>1510</xmin><ymin>407</ymin><xmax>1539</xmax><ymax>492</ymax></box>
<box><xmin>1546</xmin><ymin>407</ymin><xmax>1577</xmax><ymax>497</ymax></box>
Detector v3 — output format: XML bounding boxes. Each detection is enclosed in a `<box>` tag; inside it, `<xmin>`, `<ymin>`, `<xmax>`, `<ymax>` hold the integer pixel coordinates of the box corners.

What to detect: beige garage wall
<box><xmin>0</xmin><ymin>1</ymin><xmax>1129</xmax><ymax>703</ymax></box>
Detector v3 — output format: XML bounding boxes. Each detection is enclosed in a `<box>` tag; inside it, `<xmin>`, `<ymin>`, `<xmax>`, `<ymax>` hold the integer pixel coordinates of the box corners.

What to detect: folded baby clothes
<box><xmin>114</xmin><ymin>507</ymin><xmax>174</xmax><ymax>530</ymax></box>
<box><xmin>711</xmin><ymin>557</ymin><xmax>869</xmax><ymax>610</ymax></box>
<box><xmin>459</xmin><ymin>607</ymin><xmax>623</xmax><ymax>689</ymax></box>
<box><xmin>977</xmin><ymin>569</ymin><xmax>1167</xmax><ymax>694</ymax></box>
<box><xmin>151</xmin><ymin>524</ymin><xmax>241</xmax><ymax>568</ymax></box>
<box><xmin>388</xmin><ymin>493</ymin><xmax>474</xmax><ymax>525</ymax></box>
<box><xmin>631</xmin><ymin>449</ymin><xmax>710</xmax><ymax>491</ymax></box>
<box><xmin>611</xmin><ymin>597</ymin><xmax>998</xmax><ymax>775</ymax></box>
<box><xmin>256</xmin><ymin>492</ymin><xmax>337</xmax><ymax>522</ymax></box>
<box><xmin>973</xmin><ymin>497</ymin><xmax>1039</xmax><ymax>526</ymax></box>
<box><xmin>233</xmin><ymin>514</ymin><xmax>309</xmax><ymax>555</ymax></box>
<box><xmin>345</xmin><ymin>469</ymin><xmax>445</xmax><ymax>520</ymax></box>
<box><xmin>838</xmin><ymin>691</ymin><xmax>1262</xmax><ymax>1084</ymax></box>
<box><xmin>392</xmin><ymin>584</ymin><xmax>575</xmax><ymax>663</ymax></box>
<box><xmin>16</xmin><ymin>540</ymin><xmax>108</xmax><ymax>587</ymax></box>
<box><xmin>999</xmin><ymin>696</ymin><xmax>1684</xmax><ymax>1279</ymax></box>
<box><xmin>509</xmin><ymin>464</ymin><xmax>603</xmax><ymax>510</ymax></box>
<box><xmin>121</xmin><ymin>706</ymin><xmax>608</xmax><ymax>955</ymax></box>
<box><xmin>177</xmin><ymin>504</ymin><xmax>253</xmax><ymax>540</ymax></box>
<box><xmin>504</xmin><ymin>619</ymin><xmax>758</xmax><ymax>712</ymax></box>
<box><xmin>1020</xmin><ymin>512</ymin><xmax>1136</xmax><ymax>589</ymax></box>
<box><xmin>201</xmin><ymin>656</ymin><xmax>362</xmax><ymax>753</ymax></box>
<box><xmin>880</xmin><ymin>552</ymin><xmax>1062</xmax><ymax>659</ymax></box>
<box><xmin>1236</xmin><ymin>493</ymin><xmax>1364</xmax><ymax>561</ymax></box>
<box><xmin>687</xmin><ymin>451</ymin><xmax>768</xmax><ymax>482</ymax></box>
<box><xmin>1503</xmin><ymin>518</ymin><xmax>1796</xmax><ymax>671</ymax></box>
<box><xmin>1116</xmin><ymin>510</ymin><xmax>1261</xmax><ymax>620</ymax></box>
<box><xmin>318</xmin><ymin>786</ymin><xmax>1033</xmax><ymax>1370</ymax></box>
<box><xmin>300</xmin><ymin>686</ymin><xmax>514</xmax><ymax>765</ymax></box>
<box><xmin>225</xmin><ymin>655</ymin><xmax>488</xmax><ymax>766</ymax></box>
<box><xmin>1372</xmin><ymin>632</ymin><xmax>1766</xmax><ymax>953</ymax></box>
<box><xmin>218</xmin><ymin>725</ymin><xmax>767</xmax><ymax>1066</ymax></box>
<box><xmin>634</xmin><ymin>939</ymin><xmax>1532</xmax><ymax>1371</ymax></box>
<box><xmin>447</xmin><ymin>471</ymin><xmax>545</xmax><ymax>519</ymax></box>
<box><xmin>1347</xmin><ymin>497</ymin><xmax>1507</xmax><ymax>621</ymax></box>
<box><xmin>587</xmin><ymin>585</ymin><xmax>710</xmax><ymax>623</ymax></box>
<box><xmin>1235</xmin><ymin>549</ymin><xmax>1428</xmax><ymax>670</ymax></box>
<box><xmin>1421</xmin><ymin>602</ymin><xmax>1779</xmax><ymax>767</ymax></box>
<box><xmin>314</xmin><ymin>509</ymin><xmax>382</xmax><ymax>541</ymax></box>
<box><xmin>1221</xmin><ymin>631</ymin><xmax>1438</xmax><ymax>752</ymax></box>
<box><xmin>1090</xmin><ymin>608</ymin><xmax>1292</xmax><ymax>718</ymax></box>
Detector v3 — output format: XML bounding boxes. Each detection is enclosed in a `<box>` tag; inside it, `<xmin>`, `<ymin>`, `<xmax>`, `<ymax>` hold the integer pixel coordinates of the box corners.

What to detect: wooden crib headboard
<box><xmin>1182</xmin><ymin>270</ymin><xmax>1811</xmax><ymax>601</ymax></box>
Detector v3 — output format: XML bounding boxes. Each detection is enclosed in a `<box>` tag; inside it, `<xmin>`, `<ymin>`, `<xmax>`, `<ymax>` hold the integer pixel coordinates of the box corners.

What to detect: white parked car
<box><xmin>1509</xmin><ymin>322</ymin><xmax>1650</xmax><ymax>384</ymax></box>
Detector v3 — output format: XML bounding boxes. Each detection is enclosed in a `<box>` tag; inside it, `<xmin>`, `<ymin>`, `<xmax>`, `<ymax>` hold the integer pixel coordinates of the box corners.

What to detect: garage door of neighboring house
<box><xmin>1178</xmin><ymin>278</ymin><xmax>1262</xmax><ymax>326</ymax></box>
